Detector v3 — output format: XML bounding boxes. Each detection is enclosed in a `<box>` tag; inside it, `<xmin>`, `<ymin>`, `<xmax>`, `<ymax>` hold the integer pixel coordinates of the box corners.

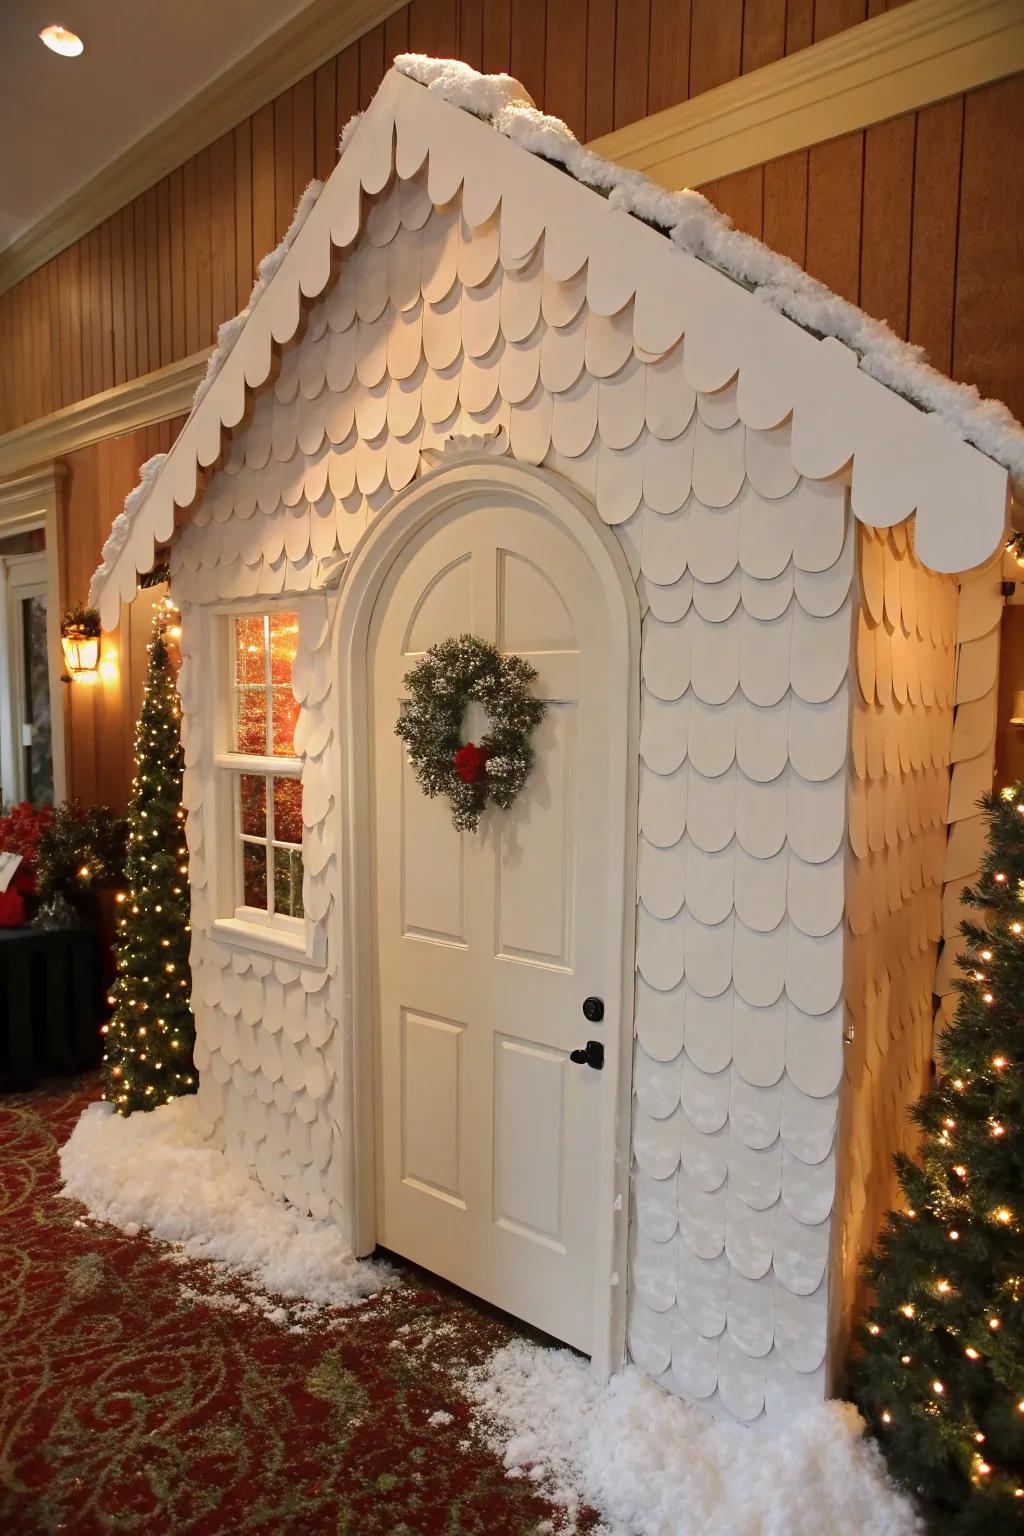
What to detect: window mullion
<box><xmin>263</xmin><ymin>613</ymin><xmax>272</xmax><ymax>757</ymax></box>
<box><xmin>266</xmin><ymin>770</ymin><xmax>276</xmax><ymax>916</ymax></box>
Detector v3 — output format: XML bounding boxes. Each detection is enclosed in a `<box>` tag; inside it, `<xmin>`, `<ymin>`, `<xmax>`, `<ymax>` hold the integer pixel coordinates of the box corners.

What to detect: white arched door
<box><xmin>367</xmin><ymin>483</ymin><xmax>632</xmax><ymax>1354</ymax></box>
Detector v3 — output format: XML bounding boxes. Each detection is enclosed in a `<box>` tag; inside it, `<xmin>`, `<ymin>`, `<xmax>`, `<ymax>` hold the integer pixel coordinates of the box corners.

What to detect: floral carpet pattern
<box><xmin>0</xmin><ymin>1077</ymin><xmax>596</xmax><ymax>1534</ymax></box>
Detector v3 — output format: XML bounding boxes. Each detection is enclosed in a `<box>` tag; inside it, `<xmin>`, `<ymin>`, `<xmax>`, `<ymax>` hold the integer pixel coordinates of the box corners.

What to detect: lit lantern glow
<box><xmin>39</xmin><ymin>24</ymin><xmax>84</xmax><ymax>57</ymax></box>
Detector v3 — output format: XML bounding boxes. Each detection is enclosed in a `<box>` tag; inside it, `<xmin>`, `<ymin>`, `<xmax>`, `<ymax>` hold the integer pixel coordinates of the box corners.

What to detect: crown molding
<box><xmin>590</xmin><ymin>0</ymin><xmax>1024</xmax><ymax>190</ymax></box>
<box><xmin>0</xmin><ymin>350</ymin><xmax>209</xmax><ymax>482</ymax></box>
<box><xmin>0</xmin><ymin>0</ymin><xmax>403</xmax><ymax>297</ymax></box>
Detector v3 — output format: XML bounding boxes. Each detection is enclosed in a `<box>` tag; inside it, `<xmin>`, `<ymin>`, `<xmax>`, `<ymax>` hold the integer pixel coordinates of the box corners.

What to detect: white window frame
<box><xmin>206</xmin><ymin>601</ymin><xmax>324</xmax><ymax>967</ymax></box>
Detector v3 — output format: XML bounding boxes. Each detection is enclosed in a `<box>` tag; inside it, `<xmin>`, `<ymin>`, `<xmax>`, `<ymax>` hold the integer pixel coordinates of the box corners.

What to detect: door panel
<box><xmin>370</xmin><ymin>493</ymin><xmax>625</xmax><ymax>1353</ymax></box>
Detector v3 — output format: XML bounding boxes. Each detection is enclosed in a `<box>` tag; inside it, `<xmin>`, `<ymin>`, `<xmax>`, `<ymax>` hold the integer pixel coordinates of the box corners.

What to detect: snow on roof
<box><xmin>396</xmin><ymin>54</ymin><xmax>1024</xmax><ymax>482</ymax></box>
<box><xmin>90</xmin><ymin>59</ymin><xmax>1016</xmax><ymax>620</ymax></box>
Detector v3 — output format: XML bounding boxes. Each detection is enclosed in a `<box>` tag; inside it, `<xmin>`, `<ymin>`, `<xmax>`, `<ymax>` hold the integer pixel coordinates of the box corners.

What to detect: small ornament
<box><xmin>395</xmin><ymin>634</ymin><xmax>546</xmax><ymax>832</ymax></box>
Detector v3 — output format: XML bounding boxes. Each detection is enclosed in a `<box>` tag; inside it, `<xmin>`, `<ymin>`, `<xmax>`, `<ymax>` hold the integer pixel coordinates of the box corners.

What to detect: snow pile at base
<box><xmin>467</xmin><ymin>1341</ymin><xmax>921</xmax><ymax>1536</ymax></box>
<box><xmin>89</xmin><ymin>178</ymin><xmax>323</xmax><ymax>607</ymax></box>
<box><xmin>60</xmin><ymin>1097</ymin><xmax>388</xmax><ymax>1312</ymax></box>
<box><xmin>396</xmin><ymin>53</ymin><xmax>1024</xmax><ymax>481</ymax></box>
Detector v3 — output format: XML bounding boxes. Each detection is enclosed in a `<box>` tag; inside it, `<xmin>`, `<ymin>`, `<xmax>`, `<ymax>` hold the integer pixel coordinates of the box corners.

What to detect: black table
<box><xmin>0</xmin><ymin>923</ymin><xmax>104</xmax><ymax>1090</ymax></box>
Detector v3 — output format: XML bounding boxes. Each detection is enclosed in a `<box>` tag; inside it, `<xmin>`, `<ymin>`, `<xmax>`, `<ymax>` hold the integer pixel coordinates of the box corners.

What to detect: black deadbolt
<box><xmin>570</xmin><ymin>1040</ymin><xmax>605</xmax><ymax>1070</ymax></box>
<box><xmin>582</xmin><ymin>996</ymin><xmax>604</xmax><ymax>1023</ymax></box>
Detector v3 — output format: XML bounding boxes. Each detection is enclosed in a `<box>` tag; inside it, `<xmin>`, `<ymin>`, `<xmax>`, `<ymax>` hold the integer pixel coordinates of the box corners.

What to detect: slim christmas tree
<box><xmin>102</xmin><ymin>597</ymin><xmax>194</xmax><ymax>1113</ymax></box>
<box><xmin>852</xmin><ymin>785</ymin><xmax>1024</xmax><ymax>1533</ymax></box>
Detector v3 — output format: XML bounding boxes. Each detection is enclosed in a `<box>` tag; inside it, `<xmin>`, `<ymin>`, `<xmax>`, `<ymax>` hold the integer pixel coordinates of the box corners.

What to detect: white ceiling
<box><xmin>0</xmin><ymin>0</ymin><xmax>318</xmax><ymax>251</ymax></box>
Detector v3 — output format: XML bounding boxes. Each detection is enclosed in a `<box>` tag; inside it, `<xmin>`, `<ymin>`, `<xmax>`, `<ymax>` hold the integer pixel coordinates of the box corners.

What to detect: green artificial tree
<box><xmin>102</xmin><ymin>598</ymin><xmax>194</xmax><ymax>1114</ymax></box>
<box><xmin>852</xmin><ymin>785</ymin><xmax>1024</xmax><ymax>1533</ymax></box>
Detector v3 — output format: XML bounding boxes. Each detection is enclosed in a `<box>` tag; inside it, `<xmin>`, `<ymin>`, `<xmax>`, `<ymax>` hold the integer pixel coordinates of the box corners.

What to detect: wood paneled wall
<box><xmin>703</xmin><ymin>71</ymin><xmax>1024</xmax><ymax>423</ymax></box>
<box><xmin>0</xmin><ymin>0</ymin><xmax>916</xmax><ymax>435</ymax></box>
<box><xmin>60</xmin><ymin>419</ymin><xmax>182</xmax><ymax>811</ymax></box>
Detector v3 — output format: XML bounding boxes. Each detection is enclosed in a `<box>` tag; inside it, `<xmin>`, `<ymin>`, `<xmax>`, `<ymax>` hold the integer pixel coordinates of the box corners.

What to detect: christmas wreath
<box><xmin>395</xmin><ymin>634</ymin><xmax>546</xmax><ymax>832</ymax></box>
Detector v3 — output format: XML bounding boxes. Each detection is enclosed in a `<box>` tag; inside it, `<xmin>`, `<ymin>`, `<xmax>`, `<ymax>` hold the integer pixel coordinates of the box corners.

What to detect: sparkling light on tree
<box><xmin>102</xmin><ymin>596</ymin><xmax>194</xmax><ymax>1114</ymax></box>
<box><xmin>852</xmin><ymin>785</ymin><xmax>1024</xmax><ymax>1533</ymax></box>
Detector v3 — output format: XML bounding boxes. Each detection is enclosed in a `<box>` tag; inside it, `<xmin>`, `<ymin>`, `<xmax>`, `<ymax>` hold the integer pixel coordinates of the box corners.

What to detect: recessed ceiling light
<box><xmin>39</xmin><ymin>24</ymin><xmax>85</xmax><ymax>58</ymax></box>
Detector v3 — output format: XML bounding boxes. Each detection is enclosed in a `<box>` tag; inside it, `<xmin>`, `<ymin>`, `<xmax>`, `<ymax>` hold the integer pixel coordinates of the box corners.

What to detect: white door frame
<box><xmin>335</xmin><ymin>457</ymin><xmax>640</xmax><ymax>1380</ymax></box>
<box><xmin>0</xmin><ymin>464</ymin><xmax>66</xmax><ymax>804</ymax></box>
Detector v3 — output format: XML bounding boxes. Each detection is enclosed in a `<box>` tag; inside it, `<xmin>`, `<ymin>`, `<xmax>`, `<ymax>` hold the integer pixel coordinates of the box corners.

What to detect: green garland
<box><xmin>395</xmin><ymin>634</ymin><xmax>546</xmax><ymax>832</ymax></box>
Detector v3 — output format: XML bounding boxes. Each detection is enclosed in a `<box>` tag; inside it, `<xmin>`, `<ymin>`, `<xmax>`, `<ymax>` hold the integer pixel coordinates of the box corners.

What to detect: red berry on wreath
<box><xmin>453</xmin><ymin>742</ymin><xmax>491</xmax><ymax>784</ymax></box>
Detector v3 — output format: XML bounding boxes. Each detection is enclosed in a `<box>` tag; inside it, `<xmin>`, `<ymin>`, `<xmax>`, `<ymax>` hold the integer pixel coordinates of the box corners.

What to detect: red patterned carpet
<box><xmin>0</xmin><ymin>1077</ymin><xmax>596</xmax><ymax>1535</ymax></box>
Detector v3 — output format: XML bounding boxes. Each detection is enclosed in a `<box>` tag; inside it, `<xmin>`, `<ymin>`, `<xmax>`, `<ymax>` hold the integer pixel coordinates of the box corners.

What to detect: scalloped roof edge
<box><xmin>89</xmin><ymin>59</ymin><xmax>1015</xmax><ymax>622</ymax></box>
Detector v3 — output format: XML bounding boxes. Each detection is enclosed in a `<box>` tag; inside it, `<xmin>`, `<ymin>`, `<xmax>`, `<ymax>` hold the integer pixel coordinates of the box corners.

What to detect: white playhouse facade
<box><xmin>90</xmin><ymin>59</ymin><xmax>1019</xmax><ymax>1424</ymax></box>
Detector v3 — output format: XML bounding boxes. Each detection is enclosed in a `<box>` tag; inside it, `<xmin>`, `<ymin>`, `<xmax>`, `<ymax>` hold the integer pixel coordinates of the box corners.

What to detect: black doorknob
<box><xmin>570</xmin><ymin>1040</ymin><xmax>604</xmax><ymax>1070</ymax></box>
<box><xmin>582</xmin><ymin>996</ymin><xmax>604</xmax><ymax>1023</ymax></box>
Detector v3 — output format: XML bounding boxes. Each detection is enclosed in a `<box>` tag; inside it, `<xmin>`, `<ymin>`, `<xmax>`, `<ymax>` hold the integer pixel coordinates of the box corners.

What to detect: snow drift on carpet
<box><xmin>60</xmin><ymin>1097</ymin><xmax>388</xmax><ymax>1311</ymax></box>
<box><xmin>467</xmin><ymin>1341</ymin><xmax>921</xmax><ymax>1536</ymax></box>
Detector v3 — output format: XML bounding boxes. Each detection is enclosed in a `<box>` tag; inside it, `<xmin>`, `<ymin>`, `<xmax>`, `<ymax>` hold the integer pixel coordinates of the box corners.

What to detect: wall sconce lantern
<box><xmin>60</xmin><ymin>603</ymin><xmax>102</xmax><ymax>680</ymax></box>
<box><xmin>1012</xmin><ymin>690</ymin><xmax>1024</xmax><ymax>730</ymax></box>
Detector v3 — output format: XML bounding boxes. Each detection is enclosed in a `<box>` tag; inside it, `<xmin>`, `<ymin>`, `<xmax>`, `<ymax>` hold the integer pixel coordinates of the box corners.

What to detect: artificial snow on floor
<box><xmin>60</xmin><ymin>1096</ymin><xmax>388</xmax><ymax>1312</ymax></box>
<box><xmin>467</xmin><ymin>1341</ymin><xmax>921</xmax><ymax>1536</ymax></box>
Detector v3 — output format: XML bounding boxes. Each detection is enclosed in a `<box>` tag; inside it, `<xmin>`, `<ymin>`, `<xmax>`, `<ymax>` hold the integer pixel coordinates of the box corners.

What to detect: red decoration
<box><xmin>0</xmin><ymin>888</ymin><xmax>25</xmax><ymax>928</ymax></box>
<box><xmin>453</xmin><ymin>742</ymin><xmax>491</xmax><ymax>784</ymax></box>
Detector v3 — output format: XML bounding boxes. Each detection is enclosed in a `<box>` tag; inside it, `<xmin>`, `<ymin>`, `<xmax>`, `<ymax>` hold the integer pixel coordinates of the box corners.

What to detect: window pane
<box><xmin>239</xmin><ymin>775</ymin><xmax>266</xmax><ymax>837</ymax></box>
<box><xmin>234</xmin><ymin>687</ymin><xmax>267</xmax><ymax>754</ymax></box>
<box><xmin>271</xmin><ymin>686</ymin><xmax>299</xmax><ymax>757</ymax></box>
<box><xmin>268</xmin><ymin>611</ymin><xmax>299</xmax><ymax>686</ymax></box>
<box><xmin>272</xmin><ymin>776</ymin><xmax>303</xmax><ymax>845</ymax></box>
<box><xmin>242</xmin><ymin>841</ymin><xmax>268</xmax><ymax>909</ymax></box>
<box><xmin>273</xmin><ymin>847</ymin><xmax>304</xmax><ymax>918</ymax></box>
<box><xmin>234</xmin><ymin>614</ymin><xmax>265</xmax><ymax>686</ymax></box>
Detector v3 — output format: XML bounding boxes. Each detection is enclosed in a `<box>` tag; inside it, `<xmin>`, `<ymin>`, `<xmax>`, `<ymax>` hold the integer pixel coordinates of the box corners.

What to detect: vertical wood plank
<box><xmin>786</xmin><ymin>0</ymin><xmax>814</xmax><ymax>52</ymax></box>
<box><xmin>860</xmin><ymin>114</ymin><xmax>915</xmax><ymax>339</ymax></box>
<box><xmin>459</xmin><ymin>0</ymin><xmax>482</xmax><ymax>69</ymax></box>
<box><xmin>234</xmin><ymin>121</ymin><xmax>254</xmax><ymax>311</ymax></box>
<box><xmin>48</xmin><ymin>260</ymin><xmax>62</xmax><ymax>413</ymax></box>
<box><xmin>251</xmin><ymin>104</ymin><xmax>276</xmax><ymax>271</ymax></box>
<box><xmin>544</xmin><ymin>0</ymin><xmax>587</xmax><ymax>137</ymax></box>
<box><xmin>314</xmin><ymin>60</ymin><xmax>337</xmax><ymax>181</ymax></box>
<box><xmin>614</xmin><ymin>0</ymin><xmax>650</xmax><ymax>129</ymax></box>
<box><xmin>292</xmin><ymin>75</ymin><xmax>316</xmax><ymax>197</ymax></box>
<box><xmin>742</xmin><ymin>0</ymin><xmax>786</xmax><ymax>73</ymax></box>
<box><xmin>805</xmin><ymin>132</ymin><xmax>864</xmax><ymax>303</ymax></box>
<box><xmin>648</xmin><ymin>0</ymin><xmax>691</xmax><ymax>114</ymax></box>
<box><xmin>98</xmin><ymin>220</ymin><xmax>114</xmax><ymax>391</ymax></box>
<box><xmin>168</xmin><ymin>167</ymin><xmax>186</xmax><ymax>361</ymax></box>
<box><xmin>586</xmin><ymin>0</ymin><xmax>616</xmax><ymax>140</ymax></box>
<box><xmin>131</xmin><ymin>200</ymin><xmax>148</xmax><ymax>379</ymax></box>
<box><xmin>359</xmin><ymin>25</ymin><xmax>386</xmax><ymax>110</ymax></box>
<box><xmin>273</xmin><ymin>91</ymin><xmax>295</xmax><ymax>241</ymax></box>
<box><xmin>144</xmin><ymin>185</ymin><xmax>160</xmax><ymax>375</ymax></box>
<box><xmin>110</xmin><ymin>211</ymin><xmax>126</xmax><ymax>384</ymax></box>
<box><xmin>954</xmin><ymin>74</ymin><xmax>1024</xmax><ymax>421</ymax></box>
<box><xmin>690</xmin><ymin>0</ymin><xmax>742</xmax><ymax>95</ymax></box>
<box><xmin>195</xmin><ymin>149</ymin><xmax>213</xmax><ymax>348</ymax></box>
<box><xmin>813</xmin><ymin>0</ymin><xmax>867</xmax><ymax>42</ymax></box>
<box><xmin>385</xmin><ymin>6</ymin><xmax>411</xmax><ymax>67</ymax></box>
<box><xmin>121</xmin><ymin>206</ymin><xmax>137</xmax><ymax>382</ymax></box>
<box><xmin>210</xmin><ymin>132</ymin><xmax>235</xmax><ymax>333</ymax></box>
<box><xmin>482</xmin><ymin>0</ymin><xmax>512</xmax><ymax>73</ymax></box>
<box><xmin>409</xmin><ymin>0</ymin><xmax>458</xmax><ymax>56</ymax></box>
<box><xmin>157</xmin><ymin>178</ymin><xmax>173</xmax><ymax>366</ymax></box>
<box><xmin>88</xmin><ymin>228</ymin><xmax>104</xmax><ymax>399</ymax></box>
<box><xmin>511</xmin><ymin>0</ymin><xmax>547</xmax><ymax>110</ymax></box>
<box><xmin>336</xmin><ymin>43</ymin><xmax>360</xmax><ymax>136</ymax></box>
<box><xmin>711</xmin><ymin>168</ymin><xmax>764</xmax><ymax>238</ymax></box>
<box><xmin>183</xmin><ymin>158</ymin><xmax>200</xmax><ymax>356</ymax></box>
<box><xmin>909</xmin><ymin>96</ymin><xmax>963</xmax><ymax>376</ymax></box>
<box><xmin>763</xmin><ymin>150</ymin><xmax>809</xmax><ymax>265</ymax></box>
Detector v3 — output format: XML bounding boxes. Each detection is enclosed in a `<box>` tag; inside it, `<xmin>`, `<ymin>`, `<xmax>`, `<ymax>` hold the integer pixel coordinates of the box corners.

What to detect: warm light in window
<box><xmin>39</xmin><ymin>24</ymin><xmax>84</xmax><ymax>56</ymax></box>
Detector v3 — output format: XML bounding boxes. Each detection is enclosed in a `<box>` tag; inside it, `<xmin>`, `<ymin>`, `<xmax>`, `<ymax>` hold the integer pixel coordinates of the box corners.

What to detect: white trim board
<box><xmin>0</xmin><ymin>351</ymin><xmax>209</xmax><ymax>484</ymax></box>
<box><xmin>591</xmin><ymin>0</ymin><xmax>1024</xmax><ymax>190</ymax></box>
